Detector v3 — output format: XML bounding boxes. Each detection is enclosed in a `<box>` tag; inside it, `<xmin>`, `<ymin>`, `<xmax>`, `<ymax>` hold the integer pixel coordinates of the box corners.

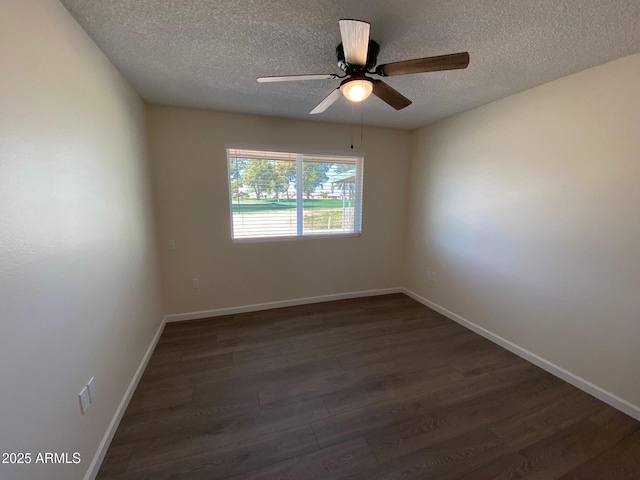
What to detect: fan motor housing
<box><xmin>336</xmin><ymin>40</ymin><xmax>380</xmax><ymax>73</ymax></box>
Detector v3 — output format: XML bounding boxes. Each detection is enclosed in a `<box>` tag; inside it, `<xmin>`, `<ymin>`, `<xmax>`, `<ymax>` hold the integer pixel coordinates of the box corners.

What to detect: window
<box><xmin>227</xmin><ymin>148</ymin><xmax>363</xmax><ymax>239</ymax></box>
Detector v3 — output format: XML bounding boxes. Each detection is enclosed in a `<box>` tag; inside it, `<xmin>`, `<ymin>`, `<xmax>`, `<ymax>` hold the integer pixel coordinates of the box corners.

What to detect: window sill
<box><xmin>232</xmin><ymin>233</ymin><xmax>361</xmax><ymax>243</ymax></box>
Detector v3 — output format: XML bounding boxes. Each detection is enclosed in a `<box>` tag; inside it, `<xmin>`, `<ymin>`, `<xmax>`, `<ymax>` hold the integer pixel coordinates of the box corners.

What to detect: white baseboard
<box><xmin>402</xmin><ymin>288</ymin><xmax>640</xmax><ymax>422</ymax></box>
<box><xmin>84</xmin><ymin>318</ymin><xmax>167</xmax><ymax>480</ymax></box>
<box><xmin>164</xmin><ymin>288</ymin><xmax>403</xmax><ymax>323</ymax></box>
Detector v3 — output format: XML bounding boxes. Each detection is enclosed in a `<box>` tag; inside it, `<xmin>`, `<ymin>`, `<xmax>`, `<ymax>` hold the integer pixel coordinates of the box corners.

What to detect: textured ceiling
<box><xmin>60</xmin><ymin>0</ymin><xmax>640</xmax><ymax>129</ymax></box>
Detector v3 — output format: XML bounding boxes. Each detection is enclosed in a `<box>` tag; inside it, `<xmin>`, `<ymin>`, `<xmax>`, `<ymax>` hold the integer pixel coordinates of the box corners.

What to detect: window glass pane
<box><xmin>227</xmin><ymin>149</ymin><xmax>362</xmax><ymax>239</ymax></box>
<box><xmin>229</xmin><ymin>153</ymin><xmax>297</xmax><ymax>238</ymax></box>
<box><xmin>302</xmin><ymin>160</ymin><xmax>358</xmax><ymax>235</ymax></box>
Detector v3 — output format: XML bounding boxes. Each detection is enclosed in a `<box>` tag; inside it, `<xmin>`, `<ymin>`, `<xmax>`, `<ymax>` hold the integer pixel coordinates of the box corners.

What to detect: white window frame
<box><xmin>226</xmin><ymin>147</ymin><xmax>364</xmax><ymax>242</ymax></box>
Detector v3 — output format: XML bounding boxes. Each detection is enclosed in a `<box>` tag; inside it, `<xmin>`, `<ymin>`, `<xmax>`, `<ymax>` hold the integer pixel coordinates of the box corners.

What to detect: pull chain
<box><xmin>350</xmin><ymin>102</ymin><xmax>354</xmax><ymax>149</ymax></box>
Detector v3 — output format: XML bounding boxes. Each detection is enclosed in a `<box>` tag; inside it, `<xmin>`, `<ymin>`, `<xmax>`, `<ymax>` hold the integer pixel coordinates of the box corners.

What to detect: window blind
<box><xmin>227</xmin><ymin>148</ymin><xmax>363</xmax><ymax>239</ymax></box>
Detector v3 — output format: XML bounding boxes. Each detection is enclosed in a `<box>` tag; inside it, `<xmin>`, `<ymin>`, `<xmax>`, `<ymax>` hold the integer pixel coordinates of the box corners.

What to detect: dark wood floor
<box><xmin>98</xmin><ymin>294</ymin><xmax>640</xmax><ymax>479</ymax></box>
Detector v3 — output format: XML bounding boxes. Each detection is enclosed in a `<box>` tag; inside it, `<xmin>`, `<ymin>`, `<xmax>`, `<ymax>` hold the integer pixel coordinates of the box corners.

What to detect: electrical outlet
<box><xmin>192</xmin><ymin>278</ymin><xmax>200</xmax><ymax>289</ymax></box>
<box><xmin>168</xmin><ymin>239</ymin><xmax>176</xmax><ymax>251</ymax></box>
<box><xmin>79</xmin><ymin>386</ymin><xmax>90</xmax><ymax>414</ymax></box>
<box><xmin>431</xmin><ymin>272</ymin><xmax>436</xmax><ymax>282</ymax></box>
<box><xmin>87</xmin><ymin>377</ymin><xmax>96</xmax><ymax>403</ymax></box>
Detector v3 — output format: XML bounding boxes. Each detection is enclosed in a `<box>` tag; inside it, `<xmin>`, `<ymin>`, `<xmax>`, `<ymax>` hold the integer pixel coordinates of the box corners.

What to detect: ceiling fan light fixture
<box><xmin>257</xmin><ymin>19</ymin><xmax>469</xmax><ymax>115</ymax></box>
<box><xmin>341</xmin><ymin>79</ymin><xmax>373</xmax><ymax>102</ymax></box>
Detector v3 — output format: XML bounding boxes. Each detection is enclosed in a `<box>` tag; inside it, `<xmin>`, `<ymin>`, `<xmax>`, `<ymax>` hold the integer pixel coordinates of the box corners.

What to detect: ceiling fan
<box><xmin>257</xmin><ymin>19</ymin><xmax>469</xmax><ymax>114</ymax></box>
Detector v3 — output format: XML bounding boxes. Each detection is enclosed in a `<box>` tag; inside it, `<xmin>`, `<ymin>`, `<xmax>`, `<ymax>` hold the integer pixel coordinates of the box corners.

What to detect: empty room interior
<box><xmin>2</xmin><ymin>0</ymin><xmax>640</xmax><ymax>479</ymax></box>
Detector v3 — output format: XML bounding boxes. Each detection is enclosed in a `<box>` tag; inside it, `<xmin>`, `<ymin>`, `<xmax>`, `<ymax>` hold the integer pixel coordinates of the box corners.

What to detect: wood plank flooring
<box><xmin>97</xmin><ymin>294</ymin><xmax>640</xmax><ymax>479</ymax></box>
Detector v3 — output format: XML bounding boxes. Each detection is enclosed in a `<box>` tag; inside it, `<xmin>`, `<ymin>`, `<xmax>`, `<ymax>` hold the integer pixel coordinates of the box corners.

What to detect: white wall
<box><xmin>405</xmin><ymin>53</ymin><xmax>640</xmax><ymax>412</ymax></box>
<box><xmin>147</xmin><ymin>106</ymin><xmax>411</xmax><ymax>315</ymax></box>
<box><xmin>0</xmin><ymin>1</ymin><xmax>163</xmax><ymax>479</ymax></box>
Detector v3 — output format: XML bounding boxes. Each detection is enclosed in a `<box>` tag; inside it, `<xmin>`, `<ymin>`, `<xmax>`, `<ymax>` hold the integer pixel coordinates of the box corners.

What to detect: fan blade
<box><xmin>377</xmin><ymin>52</ymin><xmax>469</xmax><ymax>77</ymax></box>
<box><xmin>310</xmin><ymin>88</ymin><xmax>341</xmax><ymax>114</ymax></box>
<box><xmin>257</xmin><ymin>74</ymin><xmax>339</xmax><ymax>83</ymax></box>
<box><xmin>372</xmin><ymin>81</ymin><xmax>412</xmax><ymax>110</ymax></box>
<box><xmin>339</xmin><ymin>19</ymin><xmax>370</xmax><ymax>66</ymax></box>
